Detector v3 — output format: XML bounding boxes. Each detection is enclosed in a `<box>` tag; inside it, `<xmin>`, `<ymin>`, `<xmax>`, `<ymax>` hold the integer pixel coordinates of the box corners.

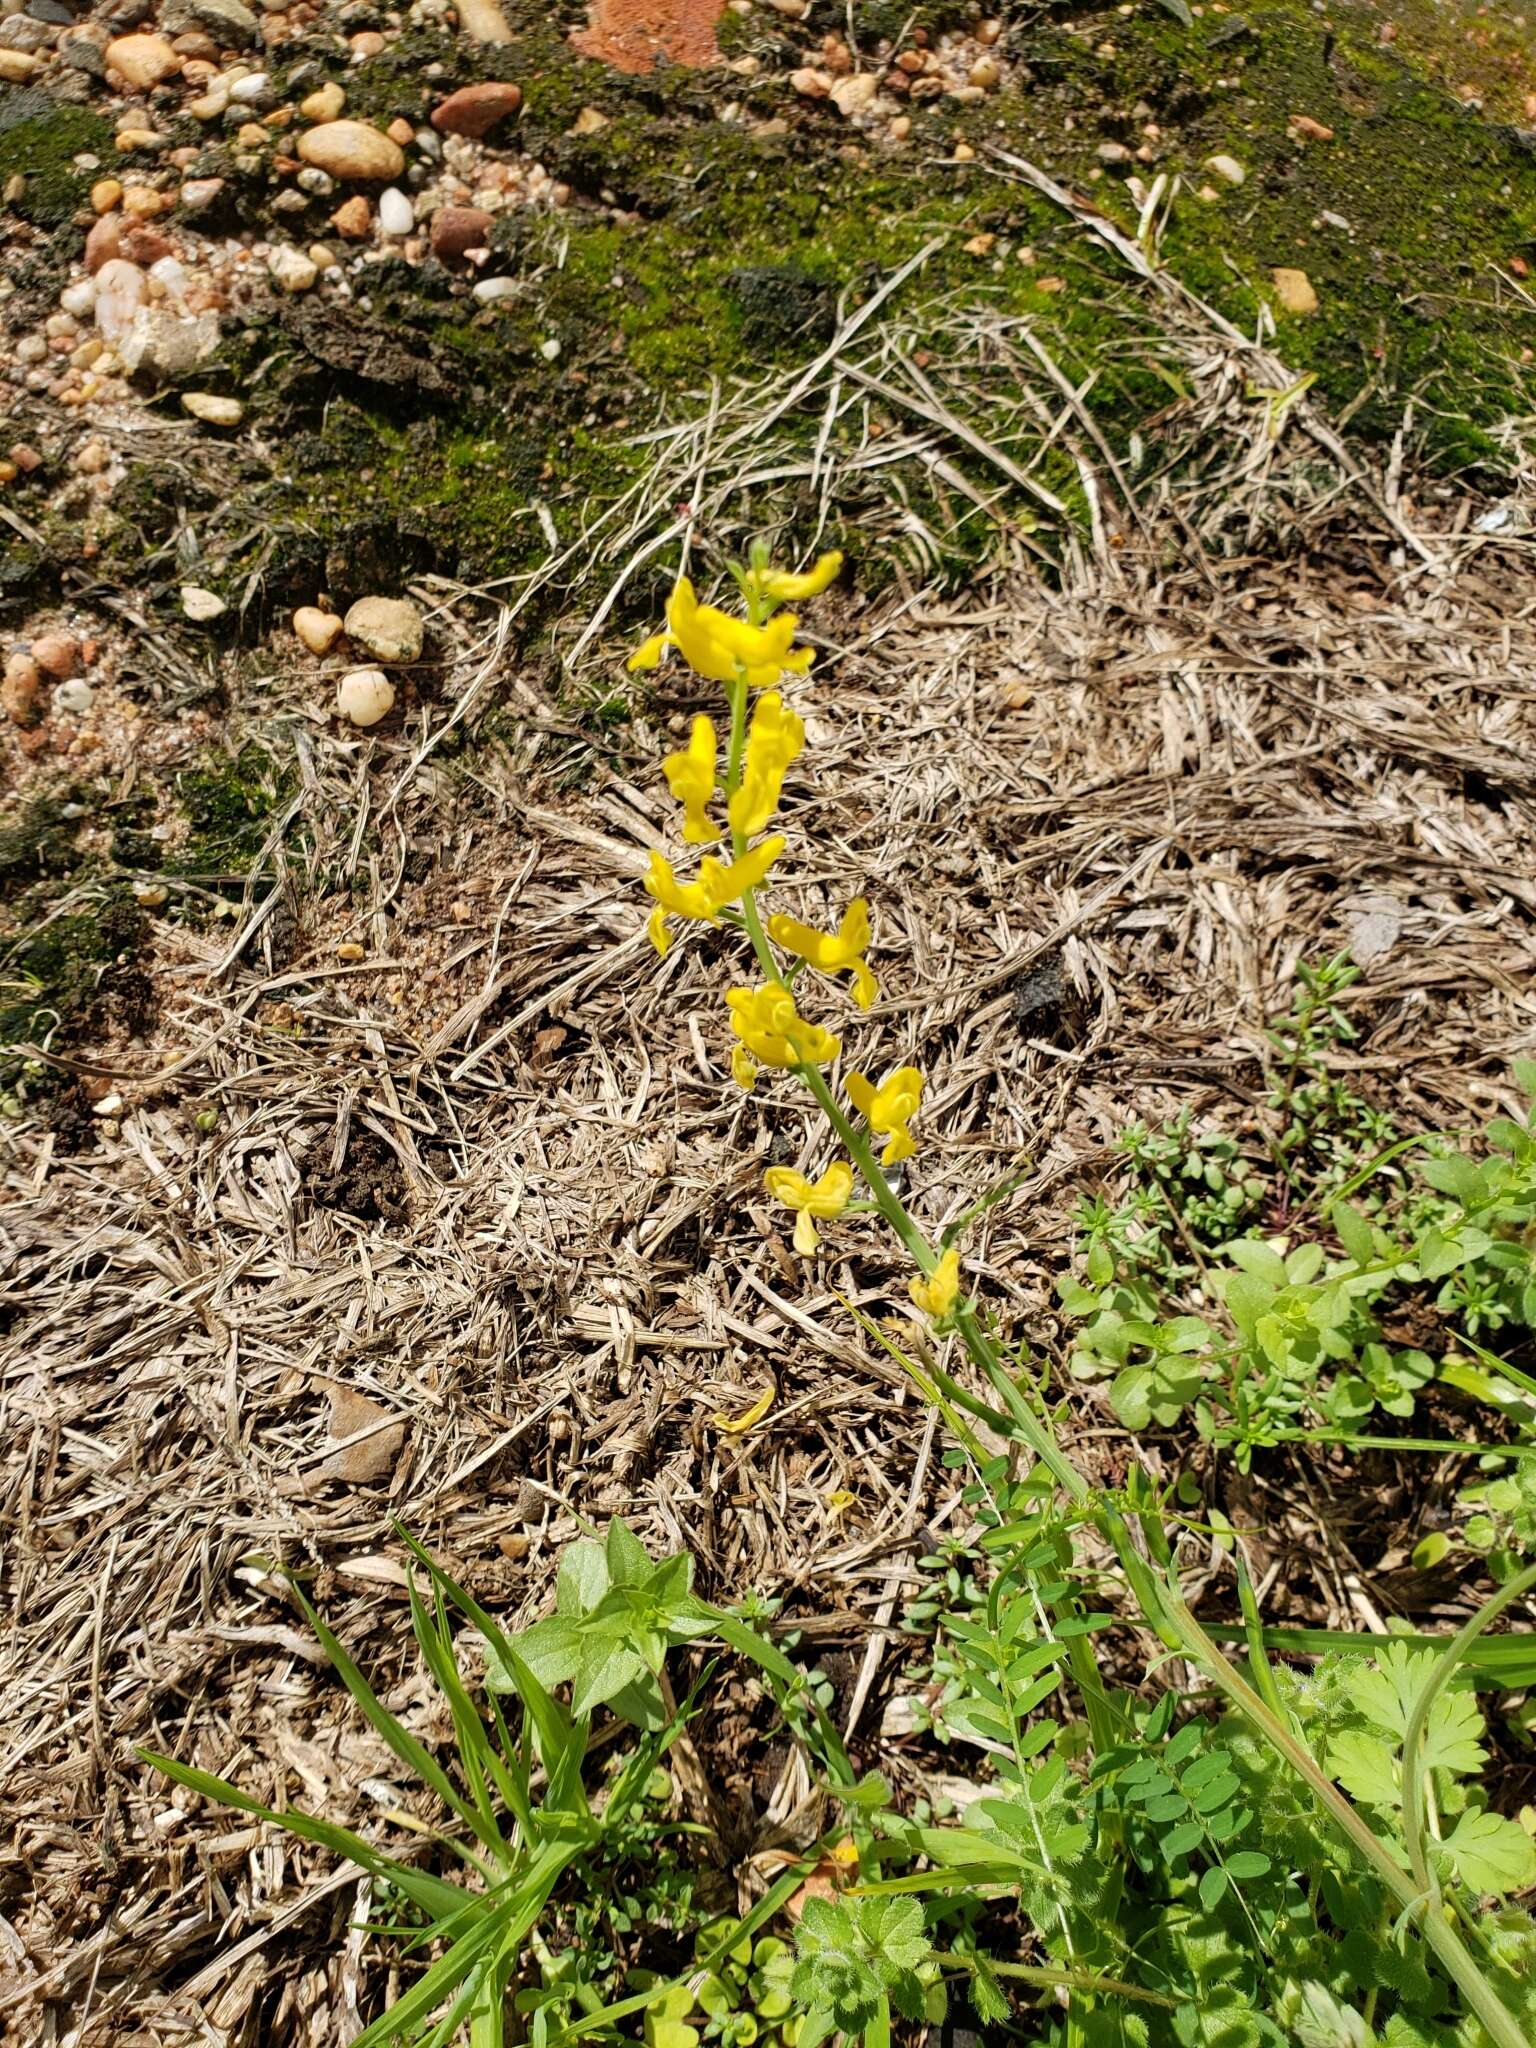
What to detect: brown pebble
<box><xmin>386</xmin><ymin>116</ymin><xmax>414</xmax><ymax>145</ymax></box>
<box><xmin>84</xmin><ymin>213</ymin><xmax>123</xmax><ymax>274</ymax></box>
<box><xmin>121</xmin><ymin>224</ymin><xmax>173</xmax><ymax>265</ymax></box>
<box><xmin>2</xmin><ymin>653</ymin><xmax>43</xmax><ymax>728</ymax></box>
<box><xmin>430</xmin><ymin>204</ymin><xmax>494</xmax><ymax>261</ymax></box>
<box><xmin>430</xmin><ymin>81</ymin><xmax>522</xmax><ymax>139</ymax></box>
<box><xmin>331</xmin><ymin>194</ymin><xmax>372</xmax><ymax>238</ymax></box>
<box><xmin>30</xmin><ymin>633</ymin><xmax>79</xmax><ymax>681</ymax></box>
<box><xmin>9</xmin><ymin>444</ymin><xmax>42</xmax><ymax>473</ymax></box>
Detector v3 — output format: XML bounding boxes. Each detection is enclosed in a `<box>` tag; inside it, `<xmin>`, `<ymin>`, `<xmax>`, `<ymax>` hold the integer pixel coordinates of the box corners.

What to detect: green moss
<box><xmin>172</xmin><ymin>746</ymin><xmax>293</xmax><ymax>877</ymax></box>
<box><xmin>2</xmin><ymin>93</ymin><xmax>114</xmax><ymax>229</ymax></box>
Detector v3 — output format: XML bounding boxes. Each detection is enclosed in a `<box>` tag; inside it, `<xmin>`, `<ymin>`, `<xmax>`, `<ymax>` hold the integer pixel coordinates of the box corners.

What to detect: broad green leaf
<box><xmin>1327</xmin><ymin>1731</ymin><xmax>1399</xmax><ymax>1809</ymax></box>
<box><xmin>1224</xmin><ymin>1239</ymin><xmax>1290</xmax><ymax>1289</ymax></box>
<box><xmin>1198</xmin><ymin>1865</ymin><xmax>1229</xmax><ymax>1909</ymax></box>
<box><xmin>1439</xmin><ymin>1809</ymin><xmax>1536</xmax><ymax>1896</ymax></box>
<box><xmin>1331</xmin><ymin>1202</ymin><xmax>1377</xmax><ymax>1268</ymax></box>
<box><xmin>557</xmin><ymin>1539</ymin><xmax>609</xmax><ymax>1615</ymax></box>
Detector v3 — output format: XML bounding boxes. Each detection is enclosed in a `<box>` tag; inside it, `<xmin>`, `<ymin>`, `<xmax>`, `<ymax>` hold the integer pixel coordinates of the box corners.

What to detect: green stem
<box><xmin>958</xmin><ymin>1960</ymin><xmax>1178</xmax><ymax>2008</ymax></box>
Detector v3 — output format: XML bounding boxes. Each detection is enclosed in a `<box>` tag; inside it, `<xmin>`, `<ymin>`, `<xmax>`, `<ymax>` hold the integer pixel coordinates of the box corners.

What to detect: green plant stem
<box><xmin>951</xmin><ymin>1960</ymin><xmax>1178</xmax><ymax>2008</ymax></box>
<box><xmin>1399</xmin><ymin>1558</ymin><xmax>1536</xmax><ymax>1907</ymax></box>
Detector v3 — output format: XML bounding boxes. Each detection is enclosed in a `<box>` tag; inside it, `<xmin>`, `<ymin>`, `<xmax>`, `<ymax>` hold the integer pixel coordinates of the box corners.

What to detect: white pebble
<box><xmin>336</xmin><ymin>667</ymin><xmax>395</xmax><ymax>726</ymax></box>
<box><xmin>60</xmin><ymin>279</ymin><xmax>97</xmax><ymax>318</ymax></box>
<box><xmin>54</xmin><ymin>678</ymin><xmax>94</xmax><ymax>714</ymax></box>
<box><xmin>472</xmin><ymin>275</ymin><xmax>516</xmax><ymax>303</ymax></box>
<box><xmin>540</xmin><ymin>337</ymin><xmax>560</xmax><ymax>361</ymax></box>
<box><xmin>230</xmin><ymin>71</ymin><xmax>269</xmax><ymax>101</ymax></box>
<box><xmin>181</xmin><ymin>585</ymin><xmax>227</xmax><ymax>620</ymax></box>
<box><xmin>268</xmin><ymin>244</ymin><xmax>318</xmax><ymax>293</ymax></box>
<box><xmin>378</xmin><ymin>186</ymin><xmax>414</xmax><ymax>236</ymax></box>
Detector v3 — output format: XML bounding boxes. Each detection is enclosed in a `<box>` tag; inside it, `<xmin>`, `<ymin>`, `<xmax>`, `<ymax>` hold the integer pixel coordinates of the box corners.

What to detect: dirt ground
<box><xmin>6</xmin><ymin>0</ymin><xmax>1536</xmax><ymax>2040</ymax></box>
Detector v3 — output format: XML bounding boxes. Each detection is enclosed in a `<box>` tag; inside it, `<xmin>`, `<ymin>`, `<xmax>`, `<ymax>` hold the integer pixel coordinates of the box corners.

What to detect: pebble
<box><xmin>297</xmin><ymin>119</ymin><xmax>405</xmax><ymax>181</ymax></box>
<box><xmin>0</xmin><ymin>49</ymin><xmax>42</xmax><ymax>80</ymax></box>
<box><xmin>830</xmin><ymin>72</ymin><xmax>876</xmax><ymax>117</ymax></box>
<box><xmin>430</xmin><ymin>80</ymin><xmax>521</xmax><ymax>139</ymax></box>
<box><xmin>90</xmin><ymin>177</ymin><xmax>124</xmax><ymax>214</ymax></box>
<box><xmin>85</xmin><ymin>213</ymin><xmax>124</xmax><ymax>273</ymax></box>
<box><xmin>336</xmin><ymin>666</ymin><xmax>394</xmax><ymax>725</ymax></box>
<box><xmin>429</xmin><ymin>204</ymin><xmax>491</xmax><ymax>260</ymax></box>
<box><xmin>2</xmin><ymin>652</ymin><xmax>42</xmax><ymax>728</ymax></box>
<box><xmin>344</xmin><ymin>594</ymin><xmax>422</xmax><ymax>662</ymax></box>
<box><xmin>181</xmin><ymin>585</ymin><xmax>226</xmax><ymax>620</ymax></box>
<box><xmin>1271</xmin><ymin>266</ymin><xmax>1318</xmax><ymax>315</ymax></box>
<box><xmin>268</xmin><ymin>244</ymin><xmax>318</xmax><ymax>291</ymax></box>
<box><xmin>170</xmin><ymin>0</ymin><xmax>258</xmax><ymax>45</ymax></box>
<box><xmin>117</xmin><ymin>305</ymin><xmax>220</xmax><ymax>376</ymax></box>
<box><xmin>182</xmin><ymin>391</ymin><xmax>243</xmax><ymax>424</ymax></box>
<box><xmin>61</xmin><ymin>278</ymin><xmax>97</xmax><ymax>318</ymax></box>
<box><xmin>92</xmin><ymin>1092</ymin><xmax>125</xmax><ymax>1118</ymax></box>
<box><xmin>1206</xmin><ymin>153</ymin><xmax>1245</xmax><ymax>185</ymax></box>
<box><xmin>330</xmin><ymin>194</ymin><xmax>371</xmax><ymax>237</ymax></box>
<box><xmin>300</xmin><ymin>81</ymin><xmax>344</xmax><ymax>120</ymax></box>
<box><xmin>93</xmin><ymin>258</ymin><xmax>147</xmax><ymax>339</ymax></box>
<box><xmin>229</xmin><ymin>70</ymin><xmax>269</xmax><ymax>102</ymax></box>
<box><xmin>293</xmin><ymin>604</ymin><xmax>343</xmax><ymax>653</ymax></box>
<box><xmin>54</xmin><ymin>677</ymin><xmax>94</xmax><ymax>713</ymax></box>
<box><xmin>377</xmin><ymin>185</ymin><xmax>414</xmax><ymax>235</ymax></box>
<box><xmin>790</xmin><ymin>67</ymin><xmax>828</xmax><ymax>98</ymax></box>
<box><xmin>1289</xmin><ymin>114</ymin><xmax>1334</xmax><ymax>142</ymax></box>
<box><xmin>472</xmin><ymin>275</ymin><xmax>517</xmax><ymax>303</ymax></box>
<box><xmin>133</xmin><ymin>882</ymin><xmax>170</xmax><ymax>907</ymax></box>
<box><xmin>180</xmin><ymin>175</ymin><xmax>225</xmax><ymax>210</ymax></box>
<box><xmin>31</xmin><ymin>633</ymin><xmax>78</xmax><ymax>679</ymax></box>
<box><xmin>297</xmin><ymin>164</ymin><xmax>333</xmax><ymax>195</ymax></box>
<box><xmin>106</xmin><ymin>31</ymin><xmax>178</xmax><ymax>86</ymax></box>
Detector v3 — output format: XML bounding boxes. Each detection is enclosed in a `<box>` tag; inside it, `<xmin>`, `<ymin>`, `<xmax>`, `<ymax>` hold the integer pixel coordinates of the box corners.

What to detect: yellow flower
<box><xmin>728</xmin><ymin>690</ymin><xmax>805</xmax><ymax>839</ymax></box>
<box><xmin>767</xmin><ymin>898</ymin><xmax>877</xmax><ymax>1009</ymax></box>
<box><xmin>629</xmin><ymin>577</ymin><xmax>813</xmax><ymax>689</ymax></box>
<box><xmin>745</xmin><ymin>549</ymin><xmax>844</xmax><ymax>604</ymax></box>
<box><xmin>764</xmin><ymin>1160</ymin><xmax>854</xmax><ymax>1256</ymax></box>
<box><xmin>727</xmin><ymin>982</ymin><xmax>841</xmax><ymax>1081</ymax></box>
<box><xmin>909</xmin><ymin>1247</ymin><xmax>961</xmax><ymax>1319</ymax></box>
<box><xmin>644</xmin><ymin>836</ymin><xmax>785</xmax><ymax>954</ymax></box>
<box><xmin>662</xmin><ymin>714</ymin><xmax>719</xmax><ymax>844</ymax></box>
<box><xmin>845</xmin><ymin>1064</ymin><xmax>923</xmax><ymax>1164</ymax></box>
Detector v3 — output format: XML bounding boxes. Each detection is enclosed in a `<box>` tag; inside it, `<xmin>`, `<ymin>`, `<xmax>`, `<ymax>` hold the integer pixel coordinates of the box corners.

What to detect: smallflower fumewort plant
<box><xmin>625</xmin><ymin>541</ymin><xmax>1535</xmax><ymax>2048</ymax></box>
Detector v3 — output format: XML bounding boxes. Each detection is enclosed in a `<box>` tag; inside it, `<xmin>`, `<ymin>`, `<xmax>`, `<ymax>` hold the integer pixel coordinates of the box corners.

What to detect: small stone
<box><xmin>348</xmin><ymin>27</ymin><xmax>384</xmax><ymax>55</ymax></box>
<box><xmin>539</xmin><ymin>337</ymin><xmax>560</xmax><ymax>361</ymax></box>
<box><xmin>181</xmin><ymin>584</ymin><xmax>226</xmax><ymax>620</ymax></box>
<box><xmin>377</xmin><ymin>185</ymin><xmax>413</xmax><ymax>235</ymax></box>
<box><xmin>570</xmin><ymin>105</ymin><xmax>607</xmax><ymax>135</ymax></box>
<box><xmin>952</xmin><ymin>140</ymin><xmax>975</xmax><ymax>161</ymax></box>
<box><xmin>430</xmin><ymin>80</ymin><xmax>522</xmax><ymax>138</ymax></box>
<box><xmin>61</xmin><ymin>278</ymin><xmax>97</xmax><ymax>318</ymax></box>
<box><xmin>93</xmin><ymin>257</ymin><xmax>146</xmax><ymax>339</ymax></box>
<box><xmin>84</xmin><ymin>213</ymin><xmax>124</xmax><ymax>273</ymax></box>
<box><xmin>54</xmin><ymin>677</ymin><xmax>94</xmax><ymax>713</ymax></box>
<box><xmin>166</xmin><ymin>0</ymin><xmax>258</xmax><ymax>45</ymax></box>
<box><xmin>229</xmin><ymin>69</ymin><xmax>269</xmax><ymax>102</ymax></box>
<box><xmin>297</xmin><ymin>163</ymin><xmax>333</xmax><ymax>195</ymax></box>
<box><xmin>386</xmin><ymin>115</ymin><xmax>413</xmax><ymax>145</ymax></box>
<box><xmin>330</xmin><ymin>194</ymin><xmax>370</xmax><ymax>237</ymax></box>
<box><xmin>116</xmin><ymin>128</ymin><xmax>165</xmax><ymax>152</ymax></box>
<box><xmin>0</xmin><ymin>49</ymin><xmax>41</xmax><ymax>80</ymax></box>
<box><xmin>293</xmin><ymin>604</ymin><xmax>343</xmax><ymax>653</ymax></box>
<box><xmin>309</xmin><ymin>242</ymin><xmax>336</xmax><ymax>271</ymax></box>
<box><xmin>91</xmin><ymin>177</ymin><xmax>124</xmax><ymax>216</ymax></box>
<box><xmin>1288</xmin><ymin>113</ymin><xmax>1334</xmax><ymax>142</ymax></box>
<box><xmin>181</xmin><ymin>390</ymin><xmax>243</xmax><ymax>424</ymax></box>
<box><xmin>30</xmin><ymin>633</ymin><xmax>78</xmax><ymax>679</ymax></box>
<box><xmin>790</xmin><ymin>66</ymin><xmax>829</xmax><ymax>98</ymax></box>
<box><xmin>969</xmin><ymin>55</ymin><xmax>1000</xmax><ymax>87</ymax></box>
<box><xmin>1206</xmin><ymin>153</ymin><xmax>1245</xmax><ymax>185</ymax></box>
<box><xmin>1271</xmin><ymin>265</ymin><xmax>1318</xmax><ymax>315</ymax></box>
<box><xmin>344</xmin><ymin>595</ymin><xmax>422</xmax><ymax>663</ymax></box>
<box><xmin>117</xmin><ymin>305</ymin><xmax>221</xmax><ymax>375</ymax></box>
<box><xmin>188</xmin><ymin>90</ymin><xmax>227</xmax><ymax>119</ymax></box>
<box><xmin>829</xmin><ymin>72</ymin><xmax>877</xmax><ymax>117</ymax></box>
<box><xmin>299</xmin><ymin>80</ymin><xmax>344</xmax><ymax>120</ymax></box>
<box><xmin>472</xmin><ymin>275</ymin><xmax>517</xmax><ymax>303</ymax></box>
<box><xmin>106</xmin><ymin>30</ymin><xmax>178</xmax><ymax>86</ymax></box>
<box><xmin>268</xmin><ymin>244</ymin><xmax>318</xmax><ymax>292</ymax></box>
<box><xmin>336</xmin><ymin>666</ymin><xmax>394</xmax><ymax>726</ymax></box>
<box><xmin>2</xmin><ymin>653</ymin><xmax>42</xmax><ymax>728</ymax></box>
<box><xmin>429</xmin><ymin>204</ymin><xmax>491</xmax><ymax>260</ymax></box>
<box><xmin>92</xmin><ymin>1092</ymin><xmax>125</xmax><ymax>1118</ymax></box>
<box><xmin>133</xmin><ymin>882</ymin><xmax>170</xmax><ymax>907</ymax></box>
<box><xmin>1096</xmin><ymin>140</ymin><xmax>1131</xmax><ymax>165</ymax></box>
<box><xmin>335</xmin><ymin>939</ymin><xmax>366</xmax><ymax>960</ymax></box>
<box><xmin>180</xmin><ymin>175</ymin><xmax>224</xmax><ymax>209</ymax></box>
<box><xmin>297</xmin><ymin>119</ymin><xmax>404</xmax><ymax>181</ymax></box>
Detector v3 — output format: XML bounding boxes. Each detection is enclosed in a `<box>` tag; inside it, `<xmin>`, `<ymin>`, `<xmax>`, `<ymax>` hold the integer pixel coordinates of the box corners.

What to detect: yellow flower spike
<box><xmin>845</xmin><ymin>1064</ymin><xmax>923</xmax><ymax>1165</ymax></box>
<box><xmin>763</xmin><ymin>1160</ymin><xmax>855</xmax><ymax>1256</ymax></box>
<box><xmin>910</xmin><ymin>1246</ymin><xmax>962</xmax><ymax>1320</ymax></box>
<box><xmin>727</xmin><ymin>983</ymin><xmax>841</xmax><ymax>1071</ymax></box>
<box><xmin>728</xmin><ymin>690</ymin><xmax>806</xmax><ymax>838</ymax></box>
<box><xmin>712</xmin><ymin>1384</ymin><xmax>776</xmax><ymax>1434</ymax></box>
<box><xmin>767</xmin><ymin>898</ymin><xmax>877</xmax><ymax>1009</ymax></box>
<box><xmin>662</xmin><ymin>714</ymin><xmax>719</xmax><ymax>844</ymax></box>
<box><xmin>630</xmin><ymin>577</ymin><xmax>814</xmax><ymax>689</ymax></box>
<box><xmin>746</xmin><ymin>549</ymin><xmax>844</xmax><ymax>604</ymax></box>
